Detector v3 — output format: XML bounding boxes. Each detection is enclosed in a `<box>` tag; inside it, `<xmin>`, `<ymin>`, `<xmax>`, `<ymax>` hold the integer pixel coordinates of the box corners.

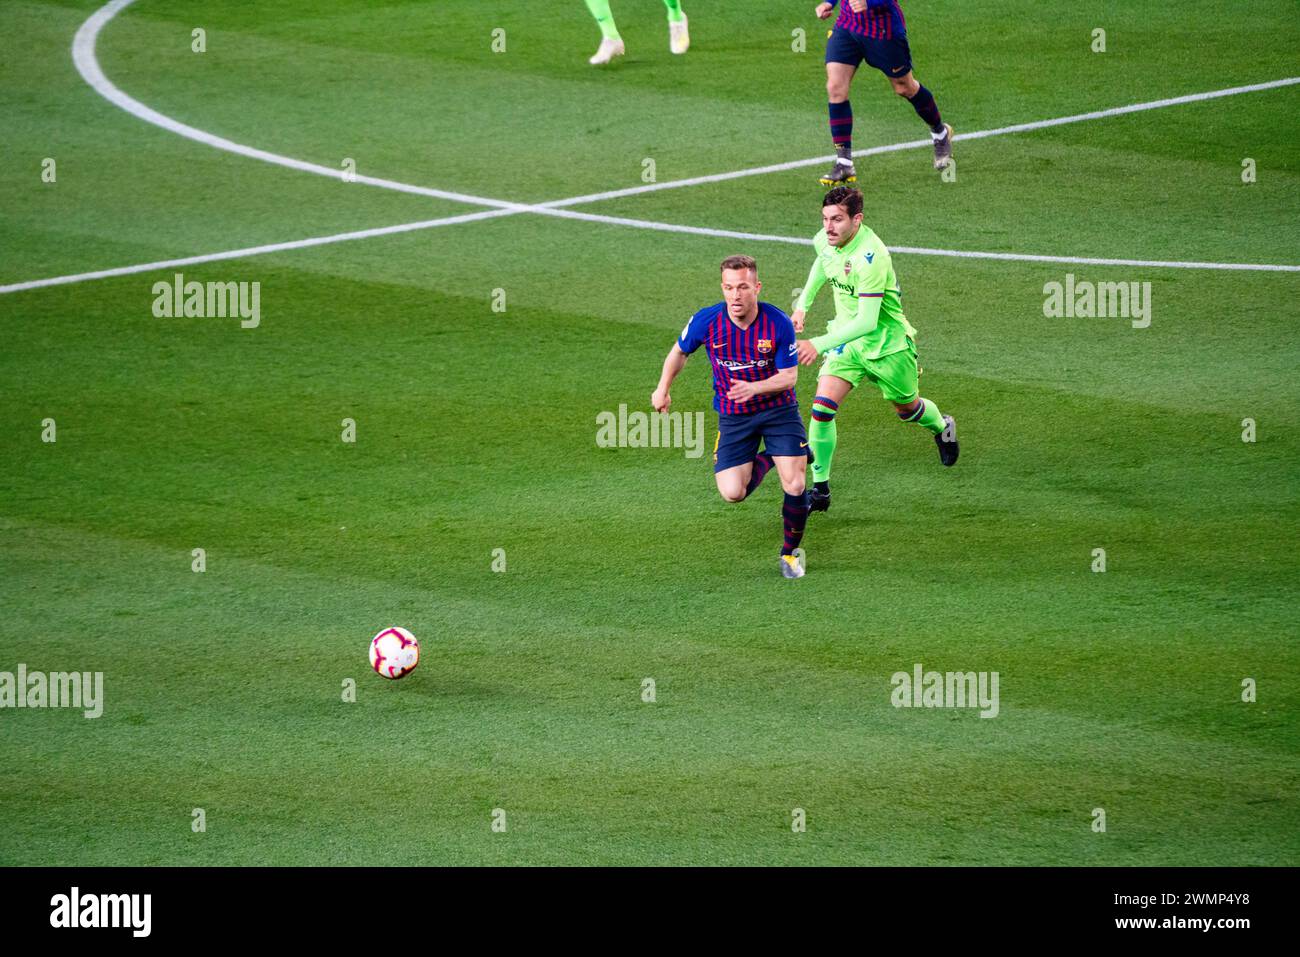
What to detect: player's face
<box><xmin>720</xmin><ymin>269</ymin><xmax>760</xmax><ymax>320</ymax></box>
<box><xmin>823</xmin><ymin>204</ymin><xmax>863</xmax><ymax>247</ymax></box>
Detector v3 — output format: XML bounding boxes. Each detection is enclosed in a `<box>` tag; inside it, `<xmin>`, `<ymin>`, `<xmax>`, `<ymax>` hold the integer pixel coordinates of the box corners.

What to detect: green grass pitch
<box><xmin>1</xmin><ymin>0</ymin><xmax>1297</xmax><ymax>866</ymax></box>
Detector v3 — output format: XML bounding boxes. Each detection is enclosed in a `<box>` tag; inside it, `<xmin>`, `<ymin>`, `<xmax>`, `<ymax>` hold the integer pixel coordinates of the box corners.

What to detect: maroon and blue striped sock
<box><xmin>745</xmin><ymin>451</ymin><xmax>775</xmax><ymax>496</ymax></box>
<box><xmin>829</xmin><ymin>100</ymin><xmax>853</xmax><ymax>151</ymax></box>
<box><xmin>907</xmin><ymin>84</ymin><xmax>944</xmax><ymax>134</ymax></box>
<box><xmin>781</xmin><ymin>491</ymin><xmax>810</xmax><ymax>556</ymax></box>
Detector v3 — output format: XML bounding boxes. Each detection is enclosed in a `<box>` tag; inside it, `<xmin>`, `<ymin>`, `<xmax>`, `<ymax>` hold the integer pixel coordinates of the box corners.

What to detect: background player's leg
<box><xmin>822</xmin><ymin>61</ymin><xmax>858</xmax><ymax>185</ymax></box>
<box><xmin>663</xmin><ymin>0</ymin><xmax>689</xmax><ymax>54</ymax></box>
<box><xmin>827</xmin><ymin>62</ymin><xmax>856</xmax><ymax>148</ymax></box>
<box><xmin>715</xmin><ymin>463</ymin><xmax>753</xmax><ymax>503</ymax></box>
<box><xmin>585</xmin><ymin>0</ymin><xmax>626</xmax><ymax>64</ymax></box>
<box><xmin>585</xmin><ymin>0</ymin><xmax>621</xmax><ymax>40</ymax></box>
<box><xmin>890</xmin><ymin>71</ymin><xmax>953</xmax><ymax>168</ymax></box>
<box><xmin>809</xmin><ymin>375</ymin><xmax>853</xmax><ymax>489</ymax></box>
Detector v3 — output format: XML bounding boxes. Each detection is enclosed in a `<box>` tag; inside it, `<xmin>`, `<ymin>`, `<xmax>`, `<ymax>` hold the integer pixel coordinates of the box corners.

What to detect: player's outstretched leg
<box><xmin>890</xmin><ymin>72</ymin><xmax>952</xmax><ymax>170</ymax></box>
<box><xmin>585</xmin><ymin>0</ymin><xmax>626</xmax><ymax>64</ymax></box>
<box><xmin>773</xmin><ymin>455</ymin><xmax>809</xmax><ymax>578</ymax></box>
<box><xmin>896</xmin><ymin>397</ymin><xmax>958</xmax><ymax>467</ymax></box>
<box><xmin>664</xmin><ymin>0</ymin><xmax>689</xmax><ymax>54</ymax></box>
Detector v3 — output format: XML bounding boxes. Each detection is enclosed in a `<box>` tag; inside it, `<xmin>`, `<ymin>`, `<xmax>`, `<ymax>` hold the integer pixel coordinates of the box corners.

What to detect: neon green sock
<box><xmin>808</xmin><ymin>398</ymin><xmax>838</xmax><ymax>484</ymax></box>
<box><xmin>908</xmin><ymin>397</ymin><xmax>946</xmax><ymax>435</ymax></box>
<box><xmin>585</xmin><ymin>0</ymin><xmax>622</xmax><ymax>40</ymax></box>
<box><xmin>663</xmin><ymin>0</ymin><xmax>685</xmax><ymax>23</ymax></box>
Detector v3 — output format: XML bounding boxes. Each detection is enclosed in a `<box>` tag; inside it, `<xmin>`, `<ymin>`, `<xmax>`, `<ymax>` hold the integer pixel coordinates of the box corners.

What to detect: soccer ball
<box><xmin>369</xmin><ymin>627</ymin><xmax>420</xmax><ymax>679</ymax></box>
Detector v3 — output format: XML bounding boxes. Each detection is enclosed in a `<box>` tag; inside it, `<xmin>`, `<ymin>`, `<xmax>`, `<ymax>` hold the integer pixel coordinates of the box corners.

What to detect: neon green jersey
<box><xmin>797</xmin><ymin>225</ymin><xmax>916</xmax><ymax>361</ymax></box>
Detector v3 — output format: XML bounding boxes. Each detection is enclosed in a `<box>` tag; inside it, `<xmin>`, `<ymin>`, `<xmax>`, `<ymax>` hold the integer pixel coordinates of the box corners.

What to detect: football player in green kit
<box><xmin>793</xmin><ymin>186</ymin><xmax>959</xmax><ymax>513</ymax></box>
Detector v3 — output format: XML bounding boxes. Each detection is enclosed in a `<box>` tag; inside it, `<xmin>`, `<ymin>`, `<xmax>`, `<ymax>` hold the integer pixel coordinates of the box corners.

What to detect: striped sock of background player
<box><xmin>584</xmin><ymin>0</ymin><xmax>621</xmax><ymax>41</ymax></box>
<box><xmin>829</xmin><ymin>100</ymin><xmax>853</xmax><ymax>151</ymax></box>
<box><xmin>808</xmin><ymin>395</ymin><xmax>839</xmax><ymax>487</ymax></box>
<box><xmin>907</xmin><ymin>84</ymin><xmax>946</xmax><ymax>136</ymax></box>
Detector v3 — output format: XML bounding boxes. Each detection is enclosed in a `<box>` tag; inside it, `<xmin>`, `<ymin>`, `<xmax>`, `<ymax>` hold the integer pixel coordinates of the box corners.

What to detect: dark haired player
<box><xmin>793</xmin><ymin>187</ymin><xmax>958</xmax><ymax>513</ymax></box>
<box><xmin>815</xmin><ymin>0</ymin><xmax>953</xmax><ymax>184</ymax></box>
<box><xmin>652</xmin><ymin>255</ymin><xmax>812</xmax><ymax>578</ymax></box>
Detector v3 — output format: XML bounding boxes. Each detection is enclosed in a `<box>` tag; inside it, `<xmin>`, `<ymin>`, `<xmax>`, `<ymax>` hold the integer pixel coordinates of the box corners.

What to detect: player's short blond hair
<box><xmin>720</xmin><ymin>254</ymin><xmax>758</xmax><ymax>278</ymax></box>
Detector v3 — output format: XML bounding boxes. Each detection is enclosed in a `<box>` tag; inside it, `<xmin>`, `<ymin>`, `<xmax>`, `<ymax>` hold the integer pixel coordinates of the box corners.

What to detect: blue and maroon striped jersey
<box><xmin>831</xmin><ymin>0</ymin><xmax>905</xmax><ymax>40</ymax></box>
<box><xmin>677</xmin><ymin>302</ymin><xmax>799</xmax><ymax>415</ymax></box>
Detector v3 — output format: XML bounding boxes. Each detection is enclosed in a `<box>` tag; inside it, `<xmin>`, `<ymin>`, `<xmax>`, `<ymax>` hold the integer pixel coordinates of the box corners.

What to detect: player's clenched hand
<box><xmin>847</xmin><ymin>0</ymin><xmax>868</xmax><ymax>13</ymax></box>
<box><xmin>791</xmin><ymin>309</ymin><xmax>806</xmax><ymax>333</ymax></box>
<box><xmin>651</xmin><ymin>389</ymin><xmax>671</xmax><ymax>413</ymax></box>
<box><xmin>726</xmin><ymin>379</ymin><xmax>760</xmax><ymax>402</ymax></box>
<box><xmin>796</xmin><ymin>340</ymin><xmax>821</xmax><ymax>366</ymax></box>
<box><xmin>815</xmin><ymin>3</ymin><xmax>834</xmax><ymax>20</ymax></box>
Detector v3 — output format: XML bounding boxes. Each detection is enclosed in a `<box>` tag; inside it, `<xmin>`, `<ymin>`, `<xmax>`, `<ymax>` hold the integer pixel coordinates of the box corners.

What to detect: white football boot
<box><xmin>589</xmin><ymin>37</ymin><xmax>625</xmax><ymax>65</ymax></box>
<box><xmin>669</xmin><ymin>14</ymin><xmax>690</xmax><ymax>55</ymax></box>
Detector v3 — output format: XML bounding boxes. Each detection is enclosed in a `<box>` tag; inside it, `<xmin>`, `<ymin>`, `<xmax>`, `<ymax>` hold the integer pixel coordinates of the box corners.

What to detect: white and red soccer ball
<box><xmin>369</xmin><ymin>626</ymin><xmax>420</xmax><ymax>679</ymax></box>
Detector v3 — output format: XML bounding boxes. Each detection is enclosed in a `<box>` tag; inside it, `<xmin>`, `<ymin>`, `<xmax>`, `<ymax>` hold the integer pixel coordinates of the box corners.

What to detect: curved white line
<box><xmin>73</xmin><ymin>0</ymin><xmax>527</xmax><ymax>211</ymax></box>
<box><xmin>18</xmin><ymin>0</ymin><xmax>1293</xmax><ymax>298</ymax></box>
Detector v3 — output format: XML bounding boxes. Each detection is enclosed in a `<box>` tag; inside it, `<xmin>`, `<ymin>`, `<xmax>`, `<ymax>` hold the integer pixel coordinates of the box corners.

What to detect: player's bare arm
<box><xmin>651</xmin><ymin>343</ymin><xmax>688</xmax><ymax>412</ymax></box>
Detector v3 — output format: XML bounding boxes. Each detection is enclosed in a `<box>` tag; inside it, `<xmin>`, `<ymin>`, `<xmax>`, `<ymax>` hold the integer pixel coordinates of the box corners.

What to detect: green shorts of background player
<box><xmin>792</xmin><ymin>186</ymin><xmax>959</xmax><ymax>512</ymax></box>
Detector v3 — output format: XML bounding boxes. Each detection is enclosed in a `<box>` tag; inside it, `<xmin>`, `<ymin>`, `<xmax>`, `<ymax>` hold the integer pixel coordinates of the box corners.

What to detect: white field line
<box><xmin>2</xmin><ymin>0</ymin><xmax>1295</xmax><ymax>295</ymax></box>
<box><xmin>541</xmin><ymin>76</ymin><xmax>1300</xmax><ymax>209</ymax></box>
<box><xmin>0</xmin><ymin>209</ymin><xmax>520</xmax><ymax>294</ymax></box>
<box><xmin>6</xmin><ymin>211</ymin><xmax>1295</xmax><ymax>296</ymax></box>
<box><xmin>70</xmin><ymin>0</ymin><xmax>1300</xmax><ymax>215</ymax></box>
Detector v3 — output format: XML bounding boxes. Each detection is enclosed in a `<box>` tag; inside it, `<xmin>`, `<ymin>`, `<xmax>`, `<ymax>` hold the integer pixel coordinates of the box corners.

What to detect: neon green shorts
<box><xmin>819</xmin><ymin>338</ymin><xmax>919</xmax><ymax>403</ymax></box>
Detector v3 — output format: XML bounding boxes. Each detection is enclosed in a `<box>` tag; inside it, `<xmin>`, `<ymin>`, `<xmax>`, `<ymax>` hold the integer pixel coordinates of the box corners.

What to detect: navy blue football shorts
<box><xmin>825</xmin><ymin>26</ymin><xmax>913</xmax><ymax>78</ymax></box>
<box><xmin>713</xmin><ymin>403</ymin><xmax>809</xmax><ymax>473</ymax></box>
